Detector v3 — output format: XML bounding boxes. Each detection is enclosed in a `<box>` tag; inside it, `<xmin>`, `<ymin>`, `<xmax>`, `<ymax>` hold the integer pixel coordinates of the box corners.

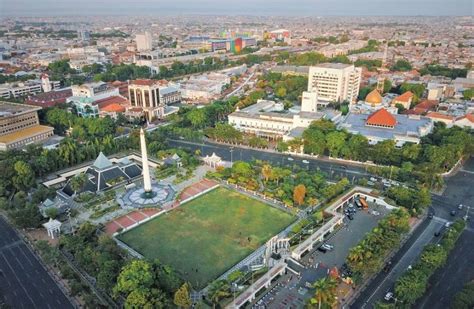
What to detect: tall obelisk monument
<box><xmin>140</xmin><ymin>128</ymin><xmax>152</xmax><ymax>193</ymax></box>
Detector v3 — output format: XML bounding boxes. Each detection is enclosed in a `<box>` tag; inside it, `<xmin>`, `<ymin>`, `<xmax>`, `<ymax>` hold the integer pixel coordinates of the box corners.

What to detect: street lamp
<box><xmin>229</xmin><ymin>147</ymin><xmax>234</xmax><ymax>164</ymax></box>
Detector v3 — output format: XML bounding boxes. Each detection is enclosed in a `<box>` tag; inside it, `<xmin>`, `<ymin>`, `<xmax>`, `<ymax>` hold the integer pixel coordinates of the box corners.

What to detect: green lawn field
<box><xmin>117</xmin><ymin>186</ymin><xmax>295</xmax><ymax>289</ymax></box>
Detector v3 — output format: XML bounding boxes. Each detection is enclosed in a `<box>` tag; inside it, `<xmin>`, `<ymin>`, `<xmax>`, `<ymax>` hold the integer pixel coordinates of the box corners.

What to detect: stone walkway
<box><xmin>104</xmin><ymin>208</ymin><xmax>161</xmax><ymax>235</ymax></box>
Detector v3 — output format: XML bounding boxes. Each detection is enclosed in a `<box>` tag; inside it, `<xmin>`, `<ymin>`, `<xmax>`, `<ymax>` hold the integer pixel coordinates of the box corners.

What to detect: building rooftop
<box><xmin>130</xmin><ymin>79</ymin><xmax>156</xmax><ymax>86</ymax></box>
<box><xmin>366</xmin><ymin>108</ymin><xmax>397</xmax><ymax>127</ymax></box>
<box><xmin>312</xmin><ymin>63</ymin><xmax>354</xmax><ymax>69</ymax></box>
<box><xmin>341</xmin><ymin>112</ymin><xmax>432</xmax><ymax>140</ymax></box>
<box><xmin>365</xmin><ymin>89</ymin><xmax>383</xmax><ymax>105</ymax></box>
<box><xmin>92</xmin><ymin>152</ymin><xmax>114</xmax><ymax>170</ymax></box>
<box><xmin>0</xmin><ymin>101</ymin><xmax>41</xmax><ymax>117</ymax></box>
<box><xmin>26</xmin><ymin>89</ymin><xmax>73</xmax><ymax>107</ymax></box>
<box><xmin>393</xmin><ymin>91</ymin><xmax>414</xmax><ymax>103</ymax></box>
<box><xmin>0</xmin><ymin>125</ymin><xmax>53</xmax><ymax>144</ymax></box>
<box><xmin>95</xmin><ymin>95</ymin><xmax>129</xmax><ymax>109</ymax></box>
<box><xmin>101</xmin><ymin>103</ymin><xmax>126</xmax><ymax>113</ymax></box>
<box><xmin>426</xmin><ymin>112</ymin><xmax>454</xmax><ymax>121</ymax></box>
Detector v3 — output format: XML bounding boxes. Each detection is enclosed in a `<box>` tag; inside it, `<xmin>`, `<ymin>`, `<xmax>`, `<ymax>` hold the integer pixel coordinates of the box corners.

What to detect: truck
<box><xmin>359</xmin><ymin>197</ymin><xmax>369</xmax><ymax>209</ymax></box>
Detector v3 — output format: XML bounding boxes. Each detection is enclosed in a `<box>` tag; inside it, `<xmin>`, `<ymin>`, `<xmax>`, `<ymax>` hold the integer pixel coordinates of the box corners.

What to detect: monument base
<box><xmin>122</xmin><ymin>184</ymin><xmax>175</xmax><ymax>208</ymax></box>
<box><xmin>141</xmin><ymin>190</ymin><xmax>157</xmax><ymax>199</ymax></box>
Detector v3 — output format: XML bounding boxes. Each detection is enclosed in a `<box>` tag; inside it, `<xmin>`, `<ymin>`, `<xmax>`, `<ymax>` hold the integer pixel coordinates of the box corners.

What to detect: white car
<box><xmin>287</xmin><ymin>157</ymin><xmax>294</xmax><ymax>161</ymax></box>
<box><xmin>302</xmin><ymin>160</ymin><xmax>309</xmax><ymax>164</ymax></box>
<box><xmin>321</xmin><ymin>243</ymin><xmax>334</xmax><ymax>250</ymax></box>
<box><xmin>370</xmin><ymin>177</ymin><xmax>378</xmax><ymax>182</ymax></box>
<box><xmin>384</xmin><ymin>292</ymin><xmax>394</xmax><ymax>301</ymax></box>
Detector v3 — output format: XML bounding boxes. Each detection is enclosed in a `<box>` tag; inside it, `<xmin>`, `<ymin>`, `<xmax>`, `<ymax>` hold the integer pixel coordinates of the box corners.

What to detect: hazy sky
<box><xmin>1</xmin><ymin>0</ymin><xmax>473</xmax><ymax>16</ymax></box>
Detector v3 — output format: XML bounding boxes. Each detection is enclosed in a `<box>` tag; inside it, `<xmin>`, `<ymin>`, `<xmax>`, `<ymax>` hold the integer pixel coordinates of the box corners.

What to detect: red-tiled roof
<box><xmin>426</xmin><ymin>112</ymin><xmax>454</xmax><ymax>121</ymax></box>
<box><xmin>366</xmin><ymin>108</ymin><xmax>397</xmax><ymax>127</ymax></box>
<box><xmin>95</xmin><ymin>96</ymin><xmax>129</xmax><ymax>108</ymax></box>
<box><xmin>25</xmin><ymin>89</ymin><xmax>73</xmax><ymax>107</ymax></box>
<box><xmin>393</xmin><ymin>91</ymin><xmax>414</xmax><ymax>103</ymax></box>
<box><xmin>101</xmin><ymin>103</ymin><xmax>126</xmax><ymax>113</ymax></box>
<box><xmin>457</xmin><ymin>113</ymin><xmax>474</xmax><ymax>123</ymax></box>
<box><xmin>414</xmin><ymin>99</ymin><xmax>438</xmax><ymax>110</ymax></box>
<box><xmin>130</xmin><ymin>79</ymin><xmax>155</xmax><ymax>86</ymax></box>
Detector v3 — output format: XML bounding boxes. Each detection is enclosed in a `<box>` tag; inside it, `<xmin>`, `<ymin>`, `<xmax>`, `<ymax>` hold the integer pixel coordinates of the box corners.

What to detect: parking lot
<box><xmin>250</xmin><ymin>200</ymin><xmax>391</xmax><ymax>308</ymax></box>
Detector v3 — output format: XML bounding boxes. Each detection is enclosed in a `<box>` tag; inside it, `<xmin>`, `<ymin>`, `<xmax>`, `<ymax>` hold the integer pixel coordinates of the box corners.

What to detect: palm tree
<box><xmin>310</xmin><ymin>277</ymin><xmax>338</xmax><ymax>309</ymax></box>
<box><xmin>347</xmin><ymin>245</ymin><xmax>365</xmax><ymax>271</ymax></box>
<box><xmin>70</xmin><ymin>173</ymin><xmax>88</xmax><ymax>196</ymax></box>
<box><xmin>207</xmin><ymin>280</ymin><xmax>231</xmax><ymax>308</ymax></box>
<box><xmin>261</xmin><ymin>164</ymin><xmax>273</xmax><ymax>183</ymax></box>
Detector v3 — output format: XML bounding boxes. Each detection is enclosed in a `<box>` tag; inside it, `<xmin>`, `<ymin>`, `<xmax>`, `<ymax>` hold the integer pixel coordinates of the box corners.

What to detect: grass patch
<box><xmin>117</xmin><ymin>187</ymin><xmax>295</xmax><ymax>289</ymax></box>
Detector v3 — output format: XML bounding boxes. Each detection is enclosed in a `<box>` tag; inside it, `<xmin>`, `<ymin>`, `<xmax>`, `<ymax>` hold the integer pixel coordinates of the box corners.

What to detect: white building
<box><xmin>228</xmin><ymin>99</ymin><xmax>341</xmax><ymax>141</ymax></box>
<box><xmin>71</xmin><ymin>82</ymin><xmax>119</xmax><ymax>100</ymax></box>
<box><xmin>135</xmin><ymin>32</ymin><xmax>153</xmax><ymax>52</ymax></box>
<box><xmin>0</xmin><ymin>79</ymin><xmax>60</xmax><ymax>99</ymax></box>
<box><xmin>303</xmin><ymin>63</ymin><xmax>361</xmax><ymax>107</ymax></box>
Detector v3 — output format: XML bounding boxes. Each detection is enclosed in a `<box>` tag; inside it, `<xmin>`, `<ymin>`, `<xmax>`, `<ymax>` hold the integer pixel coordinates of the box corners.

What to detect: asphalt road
<box><xmin>0</xmin><ymin>217</ymin><xmax>73</xmax><ymax>309</ymax></box>
<box><xmin>352</xmin><ymin>157</ymin><xmax>474</xmax><ymax>308</ymax></box>
<box><xmin>413</xmin><ymin>159</ymin><xmax>474</xmax><ymax>309</ymax></box>
<box><xmin>167</xmin><ymin>139</ymin><xmax>369</xmax><ymax>182</ymax></box>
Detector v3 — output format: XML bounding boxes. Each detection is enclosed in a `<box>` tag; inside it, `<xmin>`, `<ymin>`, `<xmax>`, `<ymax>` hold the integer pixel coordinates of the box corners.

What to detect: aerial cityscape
<box><xmin>0</xmin><ymin>0</ymin><xmax>473</xmax><ymax>308</ymax></box>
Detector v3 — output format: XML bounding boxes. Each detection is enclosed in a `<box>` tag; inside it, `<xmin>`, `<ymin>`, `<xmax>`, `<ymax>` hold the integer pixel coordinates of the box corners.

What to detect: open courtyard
<box><xmin>117</xmin><ymin>186</ymin><xmax>295</xmax><ymax>289</ymax></box>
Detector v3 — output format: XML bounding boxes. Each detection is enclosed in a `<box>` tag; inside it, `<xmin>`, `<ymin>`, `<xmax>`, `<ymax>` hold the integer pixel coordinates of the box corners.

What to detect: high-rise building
<box><xmin>305</xmin><ymin>63</ymin><xmax>361</xmax><ymax>104</ymax></box>
<box><xmin>135</xmin><ymin>32</ymin><xmax>153</xmax><ymax>52</ymax></box>
<box><xmin>128</xmin><ymin>80</ymin><xmax>180</xmax><ymax>120</ymax></box>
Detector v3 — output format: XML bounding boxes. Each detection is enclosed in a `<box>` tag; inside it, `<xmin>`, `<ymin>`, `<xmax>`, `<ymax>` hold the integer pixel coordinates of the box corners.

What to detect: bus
<box><xmin>360</xmin><ymin>197</ymin><xmax>369</xmax><ymax>209</ymax></box>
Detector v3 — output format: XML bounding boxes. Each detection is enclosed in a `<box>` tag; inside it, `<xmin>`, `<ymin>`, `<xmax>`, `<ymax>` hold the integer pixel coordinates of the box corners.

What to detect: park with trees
<box><xmin>207</xmin><ymin>159</ymin><xmax>351</xmax><ymax>208</ymax></box>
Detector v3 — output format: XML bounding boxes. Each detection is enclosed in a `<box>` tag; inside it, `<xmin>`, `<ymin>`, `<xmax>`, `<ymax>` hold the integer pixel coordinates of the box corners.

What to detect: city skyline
<box><xmin>1</xmin><ymin>0</ymin><xmax>473</xmax><ymax>16</ymax></box>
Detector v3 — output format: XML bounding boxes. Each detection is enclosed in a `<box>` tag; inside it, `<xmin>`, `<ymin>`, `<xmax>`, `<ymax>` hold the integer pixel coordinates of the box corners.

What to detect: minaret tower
<box><xmin>139</xmin><ymin>128</ymin><xmax>152</xmax><ymax>193</ymax></box>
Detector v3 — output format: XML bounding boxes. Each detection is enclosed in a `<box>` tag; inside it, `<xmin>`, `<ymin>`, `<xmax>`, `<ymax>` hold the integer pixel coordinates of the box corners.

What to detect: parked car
<box><xmin>370</xmin><ymin>177</ymin><xmax>378</xmax><ymax>182</ymax></box>
<box><xmin>317</xmin><ymin>246</ymin><xmax>328</xmax><ymax>253</ymax></box>
<box><xmin>302</xmin><ymin>160</ymin><xmax>309</xmax><ymax>164</ymax></box>
<box><xmin>384</xmin><ymin>292</ymin><xmax>394</xmax><ymax>301</ymax></box>
<box><xmin>347</xmin><ymin>214</ymin><xmax>354</xmax><ymax>220</ymax></box>
<box><xmin>321</xmin><ymin>243</ymin><xmax>334</xmax><ymax>250</ymax></box>
<box><xmin>458</xmin><ymin>204</ymin><xmax>463</xmax><ymax>210</ymax></box>
<box><xmin>428</xmin><ymin>212</ymin><xmax>434</xmax><ymax>219</ymax></box>
<box><xmin>450</xmin><ymin>210</ymin><xmax>457</xmax><ymax>216</ymax></box>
